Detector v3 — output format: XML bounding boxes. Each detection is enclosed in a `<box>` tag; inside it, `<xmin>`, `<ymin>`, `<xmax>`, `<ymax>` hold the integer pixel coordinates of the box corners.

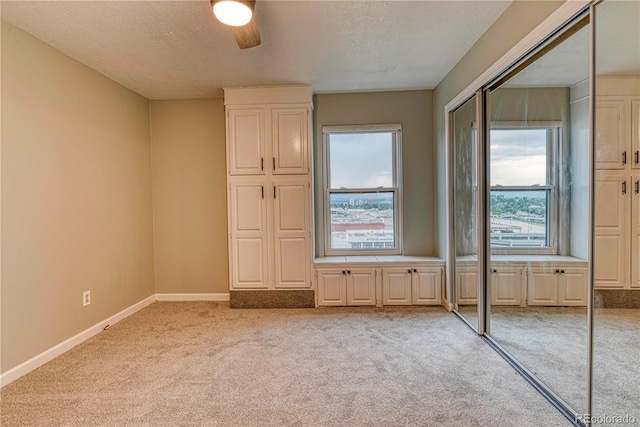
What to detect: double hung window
<box><xmin>323</xmin><ymin>125</ymin><xmax>402</xmax><ymax>255</ymax></box>
<box><xmin>489</xmin><ymin>126</ymin><xmax>559</xmax><ymax>253</ymax></box>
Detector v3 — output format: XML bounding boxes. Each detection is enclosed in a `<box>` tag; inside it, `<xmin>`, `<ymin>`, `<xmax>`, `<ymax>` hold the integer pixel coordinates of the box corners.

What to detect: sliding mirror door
<box><xmin>485</xmin><ymin>17</ymin><xmax>591</xmax><ymax>415</ymax></box>
<box><xmin>592</xmin><ymin>0</ymin><xmax>640</xmax><ymax>422</ymax></box>
<box><xmin>452</xmin><ymin>96</ymin><xmax>480</xmax><ymax>330</ymax></box>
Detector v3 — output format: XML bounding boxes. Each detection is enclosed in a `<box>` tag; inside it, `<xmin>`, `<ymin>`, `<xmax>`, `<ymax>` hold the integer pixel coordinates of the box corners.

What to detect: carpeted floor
<box><xmin>459</xmin><ymin>306</ymin><xmax>640</xmax><ymax>424</ymax></box>
<box><xmin>0</xmin><ymin>302</ymin><xmax>571</xmax><ymax>426</ymax></box>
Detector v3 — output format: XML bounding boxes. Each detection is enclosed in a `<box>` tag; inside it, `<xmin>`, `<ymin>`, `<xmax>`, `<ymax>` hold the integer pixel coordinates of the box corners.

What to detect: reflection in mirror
<box><xmin>487</xmin><ymin>21</ymin><xmax>590</xmax><ymax>415</ymax></box>
<box><xmin>452</xmin><ymin>96</ymin><xmax>479</xmax><ymax>329</ymax></box>
<box><xmin>593</xmin><ymin>0</ymin><xmax>640</xmax><ymax>422</ymax></box>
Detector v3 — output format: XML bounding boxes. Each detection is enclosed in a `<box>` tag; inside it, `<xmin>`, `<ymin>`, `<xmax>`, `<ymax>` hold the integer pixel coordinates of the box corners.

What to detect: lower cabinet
<box><xmin>316</xmin><ymin>264</ymin><xmax>443</xmax><ymax>307</ymax></box>
<box><xmin>317</xmin><ymin>268</ymin><xmax>376</xmax><ymax>306</ymax></box>
<box><xmin>453</xmin><ymin>263</ymin><xmax>588</xmax><ymax>307</ymax></box>
<box><xmin>527</xmin><ymin>267</ymin><xmax>587</xmax><ymax>307</ymax></box>
<box><xmin>382</xmin><ymin>267</ymin><xmax>442</xmax><ymax>306</ymax></box>
<box><xmin>455</xmin><ymin>267</ymin><xmax>479</xmax><ymax>306</ymax></box>
<box><xmin>490</xmin><ymin>267</ymin><xmax>522</xmax><ymax>306</ymax></box>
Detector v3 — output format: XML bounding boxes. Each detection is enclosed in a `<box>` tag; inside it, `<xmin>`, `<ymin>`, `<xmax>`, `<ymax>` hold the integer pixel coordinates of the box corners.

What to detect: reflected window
<box><xmin>490</xmin><ymin>127</ymin><xmax>557</xmax><ymax>251</ymax></box>
<box><xmin>323</xmin><ymin>126</ymin><xmax>401</xmax><ymax>254</ymax></box>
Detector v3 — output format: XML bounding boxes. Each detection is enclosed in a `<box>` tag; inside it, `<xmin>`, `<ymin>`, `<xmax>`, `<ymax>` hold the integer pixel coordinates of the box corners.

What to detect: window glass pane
<box><xmin>329</xmin><ymin>192</ymin><xmax>395</xmax><ymax>250</ymax></box>
<box><xmin>490</xmin><ymin>129</ymin><xmax>548</xmax><ymax>186</ymax></box>
<box><xmin>329</xmin><ymin>133</ymin><xmax>393</xmax><ymax>188</ymax></box>
<box><xmin>490</xmin><ymin>189</ymin><xmax>548</xmax><ymax>247</ymax></box>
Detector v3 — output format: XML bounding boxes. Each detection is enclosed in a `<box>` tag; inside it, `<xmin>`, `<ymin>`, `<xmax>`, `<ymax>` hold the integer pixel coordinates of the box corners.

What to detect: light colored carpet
<box><xmin>463</xmin><ymin>306</ymin><xmax>639</xmax><ymax>425</ymax></box>
<box><xmin>0</xmin><ymin>302</ymin><xmax>571</xmax><ymax>426</ymax></box>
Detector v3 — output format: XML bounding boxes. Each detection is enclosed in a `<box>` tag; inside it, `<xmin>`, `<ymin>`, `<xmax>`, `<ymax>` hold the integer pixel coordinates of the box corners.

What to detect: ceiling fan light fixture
<box><xmin>213</xmin><ymin>0</ymin><xmax>253</xmax><ymax>27</ymax></box>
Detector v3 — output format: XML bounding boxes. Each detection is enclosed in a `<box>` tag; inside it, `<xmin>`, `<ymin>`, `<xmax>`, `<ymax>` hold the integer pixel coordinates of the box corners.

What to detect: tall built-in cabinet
<box><xmin>225</xmin><ymin>86</ymin><xmax>313</xmax><ymax>291</ymax></box>
<box><xmin>594</xmin><ymin>78</ymin><xmax>640</xmax><ymax>289</ymax></box>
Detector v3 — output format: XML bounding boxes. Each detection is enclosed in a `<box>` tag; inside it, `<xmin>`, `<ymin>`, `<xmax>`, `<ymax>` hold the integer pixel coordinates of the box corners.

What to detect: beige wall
<box><xmin>1</xmin><ymin>22</ymin><xmax>155</xmax><ymax>373</ymax></box>
<box><xmin>433</xmin><ymin>1</ymin><xmax>565</xmax><ymax>258</ymax></box>
<box><xmin>313</xmin><ymin>90</ymin><xmax>434</xmax><ymax>256</ymax></box>
<box><xmin>149</xmin><ymin>99</ymin><xmax>228</xmax><ymax>294</ymax></box>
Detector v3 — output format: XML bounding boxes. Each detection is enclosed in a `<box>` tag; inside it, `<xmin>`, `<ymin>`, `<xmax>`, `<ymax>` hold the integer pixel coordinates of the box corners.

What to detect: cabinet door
<box><xmin>594</xmin><ymin>173</ymin><xmax>630</xmax><ymax>288</ymax></box>
<box><xmin>595</xmin><ymin>100</ymin><xmax>626</xmax><ymax>170</ymax></box>
<box><xmin>229</xmin><ymin>182</ymin><xmax>268</xmax><ymax>289</ymax></box>
<box><xmin>527</xmin><ymin>269</ymin><xmax>558</xmax><ymax>306</ymax></box>
<box><xmin>317</xmin><ymin>270</ymin><xmax>347</xmax><ymax>306</ymax></box>
<box><xmin>632</xmin><ymin>99</ymin><xmax>640</xmax><ymax>170</ymax></box>
<box><xmin>633</xmin><ymin>175</ymin><xmax>640</xmax><ymax>288</ymax></box>
<box><xmin>382</xmin><ymin>269</ymin><xmax>412</xmax><ymax>305</ymax></box>
<box><xmin>558</xmin><ymin>268</ymin><xmax>588</xmax><ymax>306</ymax></box>
<box><xmin>271</xmin><ymin>108</ymin><xmax>308</xmax><ymax>175</ymax></box>
<box><xmin>273</xmin><ymin>181</ymin><xmax>310</xmax><ymax>288</ymax></box>
<box><xmin>456</xmin><ymin>267</ymin><xmax>478</xmax><ymax>306</ymax></box>
<box><xmin>490</xmin><ymin>267</ymin><xmax>521</xmax><ymax>306</ymax></box>
<box><xmin>228</xmin><ymin>109</ymin><xmax>265</xmax><ymax>175</ymax></box>
<box><xmin>412</xmin><ymin>268</ymin><xmax>442</xmax><ymax>305</ymax></box>
<box><xmin>346</xmin><ymin>269</ymin><xmax>376</xmax><ymax>306</ymax></box>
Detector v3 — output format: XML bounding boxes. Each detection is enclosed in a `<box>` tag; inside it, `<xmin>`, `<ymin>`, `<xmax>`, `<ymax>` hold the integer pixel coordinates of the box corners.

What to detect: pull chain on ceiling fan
<box><xmin>211</xmin><ymin>0</ymin><xmax>261</xmax><ymax>50</ymax></box>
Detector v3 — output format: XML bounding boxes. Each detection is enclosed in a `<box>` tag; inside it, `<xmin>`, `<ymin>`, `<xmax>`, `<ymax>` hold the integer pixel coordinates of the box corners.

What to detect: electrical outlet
<box><xmin>83</xmin><ymin>291</ymin><xmax>91</xmax><ymax>307</ymax></box>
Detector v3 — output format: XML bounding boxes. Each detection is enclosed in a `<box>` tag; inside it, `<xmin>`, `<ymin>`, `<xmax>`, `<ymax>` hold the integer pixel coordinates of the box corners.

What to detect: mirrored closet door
<box><xmin>592</xmin><ymin>0</ymin><xmax>640</xmax><ymax>422</ymax></box>
<box><xmin>484</xmin><ymin>17</ymin><xmax>592</xmax><ymax>416</ymax></box>
<box><xmin>452</xmin><ymin>95</ymin><xmax>481</xmax><ymax>331</ymax></box>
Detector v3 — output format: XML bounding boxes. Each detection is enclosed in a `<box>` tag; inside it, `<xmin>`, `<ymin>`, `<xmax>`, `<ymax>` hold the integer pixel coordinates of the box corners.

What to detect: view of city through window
<box><xmin>489</xmin><ymin>128</ymin><xmax>551</xmax><ymax>248</ymax></box>
<box><xmin>330</xmin><ymin>192</ymin><xmax>395</xmax><ymax>249</ymax></box>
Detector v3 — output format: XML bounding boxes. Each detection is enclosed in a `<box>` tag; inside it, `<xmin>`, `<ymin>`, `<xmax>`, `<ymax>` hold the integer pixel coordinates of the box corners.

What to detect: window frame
<box><xmin>488</xmin><ymin>121</ymin><xmax>561</xmax><ymax>255</ymax></box>
<box><xmin>322</xmin><ymin>124</ymin><xmax>403</xmax><ymax>256</ymax></box>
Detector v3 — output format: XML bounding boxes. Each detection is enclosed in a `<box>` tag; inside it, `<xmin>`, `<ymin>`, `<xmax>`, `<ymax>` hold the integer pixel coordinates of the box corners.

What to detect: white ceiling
<box><xmin>0</xmin><ymin>0</ymin><xmax>512</xmax><ymax>99</ymax></box>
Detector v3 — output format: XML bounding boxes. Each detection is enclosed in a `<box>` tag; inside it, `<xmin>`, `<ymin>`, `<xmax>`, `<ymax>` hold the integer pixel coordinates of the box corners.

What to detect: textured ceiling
<box><xmin>0</xmin><ymin>0</ymin><xmax>512</xmax><ymax>99</ymax></box>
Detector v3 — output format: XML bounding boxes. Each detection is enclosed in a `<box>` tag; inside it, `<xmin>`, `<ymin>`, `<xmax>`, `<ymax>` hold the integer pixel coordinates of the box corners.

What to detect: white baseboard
<box><xmin>155</xmin><ymin>293</ymin><xmax>230</xmax><ymax>302</ymax></box>
<box><xmin>0</xmin><ymin>294</ymin><xmax>156</xmax><ymax>388</ymax></box>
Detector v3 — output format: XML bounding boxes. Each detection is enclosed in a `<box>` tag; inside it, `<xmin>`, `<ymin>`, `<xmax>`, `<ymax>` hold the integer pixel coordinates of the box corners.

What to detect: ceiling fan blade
<box><xmin>231</xmin><ymin>16</ymin><xmax>261</xmax><ymax>49</ymax></box>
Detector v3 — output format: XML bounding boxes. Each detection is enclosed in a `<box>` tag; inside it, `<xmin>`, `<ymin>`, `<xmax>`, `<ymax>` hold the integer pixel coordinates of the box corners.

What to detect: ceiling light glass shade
<box><xmin>213</xmin><ymin>1</ymin><xmax>253</xmax><ymax>27</ymax></box>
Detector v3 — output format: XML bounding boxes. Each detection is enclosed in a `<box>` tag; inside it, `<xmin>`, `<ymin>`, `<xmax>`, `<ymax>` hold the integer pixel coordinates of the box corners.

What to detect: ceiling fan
<box><xmin>211</xmin><ymin>0</ymin><xmax>261</xmax><ymax>50</ymax></box>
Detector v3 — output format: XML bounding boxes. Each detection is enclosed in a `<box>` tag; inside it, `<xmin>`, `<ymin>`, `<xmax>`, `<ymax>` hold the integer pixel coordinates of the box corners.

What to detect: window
<box><xmin>489</xmin><ymin>126</ymin><xmax>558</xmax><ymax>253</ymax></box>
<box><xmin>323</xmin><ymin>125</ymin><xmax>402</xmax><ymax>255</ymax></box>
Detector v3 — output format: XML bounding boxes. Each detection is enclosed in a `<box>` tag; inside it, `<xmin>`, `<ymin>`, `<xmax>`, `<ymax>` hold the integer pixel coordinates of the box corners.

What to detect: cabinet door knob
<box><xmin>261</xmin><ymin>186</ymin><xmax>264</xmax><ymax>199</ymax></box>
<box><xmin>413</xmin><ymin>269</ymin><xmax>417</xmax><ymax>273</ymax></box>
<box><xmin>342</xmin><ymin>270</ymin><xmax>346</xmax><ymax>275</ymax></box>
<box><xmin>561</xmin><ymin>270</ymin><xmax>565</xmax><ymax>274</ymax></box>
<box><xmin>622</xmin><ymin>180</ymin><xmax>627</xmax><ymax>195</ymax></box>
<box><xmin>347</xmin><ymin>270</ymin><xmax>351</xmax><ymax>275</ymax></box>
<box><xmin>555</xmin><ymin>270</ymin><xmax>560</xmax><ymax>274</ymax></box>
<box><xmin>622</xmin><ymin>151</ymin><xmax>627</xmax><ymax>165</ymax></box>
<box><xmin>273</xmin><ymin>157</ymin><xmax>276</xmax><ymax>171</ymax></box>
<box><xmin>635</xmin><ymin>150</ymin><xmax>639</xmax><ymax>165</ymax></box>
<box><xmin>635</xmin><ymin>180</ymin><xmax>639</xmax><ymax>195</ymax></box>
<box><xmin>408</xmin><ymin>269</ymin><xmax>412</xmax><ymax>274</ymax></box>
<box><xmin>261</xmin><ymin>157</ymin><xmax>264</xmax><ymax>170</ymax></box>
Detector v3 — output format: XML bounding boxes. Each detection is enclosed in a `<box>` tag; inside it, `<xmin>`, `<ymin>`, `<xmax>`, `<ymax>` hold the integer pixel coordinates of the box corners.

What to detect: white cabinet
<box><xmin>489</xmin><ymin>267</ymin><xmax>522</xmax><ymax>306</ymax></box>
<box><xmin>412</xmin><ymin>268</ymin><xmax>442</xmax><ymax>305</ymax></box>
<box><xmin>227</xmin><ymin>109</ymin><xmax>265</xmax><ymax>176</ymax></box>
<box><xmin>229</xmin><ymin>182</ymin><xmax>268</xmax><ymax>289</ymax></box>
<box><xmin>632</xmin><ymin>100</ymin><xmax>640</xmax><ymax>169</ymax></box>
<box><xmin>225</xmin><ymin>86</ymin><xmax>313</xmax><ymax>292</ymax></box>
<box><xmin>455</xmin><ymin>266</ymin><xmax>478</xmax><ymax>306</ymax></box>
<box><xmin>273</xmin><ymin>181</ymin><xmax>311</xmax><ymax>289</ymax></box>
<box><xmin>527</xmin><ymin>267</ymin><xmax>587</xmax><ymax>307</ymax></box>
<box><xmin>593</xmin><ymin>82</ymin><xmax>640</xmax><ymax>289</ymax></box>
<box><xmin>594</xmin><ymin>172</ymin><xmax>630</xmax><ymax>288</ymax></box>
<box><xmin>317</xmin><ymin>268</ymin><xmax>376</xmax><ymax>306</ymax></box>
<box><xmin>272</xmin><ymin>108</ymin><xmax>309</xmax><ymax>174</ymax></box>
<box><xmin>382</xmin><ymin>268</ymin><xmax>412</xmax><ymax>305</ymax></box>
<box><xmin>317</xmin><ymin>269</ymin><xmax>347</xmax><ymax>306</ymax></box>
<box><xmin>595</xmin><ymin>99</ymin><xmax>626</xmax><ymax>170</ymax></box>
<box><xmin>228</xmin><ymin>106</ymin><xmax>309</xmax><ymax>177</ymax></box>
<box><xmin>382</xmin><ymin>267</ymin><xmax>442</xmax><ymax>306</ymax></box>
